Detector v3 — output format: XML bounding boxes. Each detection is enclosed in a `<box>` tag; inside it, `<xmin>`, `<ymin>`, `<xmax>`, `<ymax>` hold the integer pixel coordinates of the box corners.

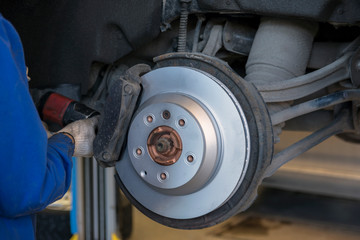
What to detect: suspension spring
<box><xmin>178</xmin><ymin>0</ymin><xmax>191</xmax><ymax>52</ymax></box>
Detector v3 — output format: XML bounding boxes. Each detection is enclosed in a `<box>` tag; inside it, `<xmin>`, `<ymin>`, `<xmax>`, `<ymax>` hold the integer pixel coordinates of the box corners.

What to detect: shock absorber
<box><xmin>245</xmin><ymin>17</ymin><xmax>318</xmax><ymax>141</ymax></box>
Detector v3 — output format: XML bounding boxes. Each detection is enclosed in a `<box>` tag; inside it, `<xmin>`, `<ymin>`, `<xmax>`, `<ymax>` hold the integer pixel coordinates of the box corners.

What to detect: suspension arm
<box><xmin>265</xmin><ymin>109</ymin><xmax>353</xmax><ymax>177</ymax></box>
<box><xmin>271</xmin><ymin>89</ymin><xmax>360</xmax><ymax>126</ymax></box>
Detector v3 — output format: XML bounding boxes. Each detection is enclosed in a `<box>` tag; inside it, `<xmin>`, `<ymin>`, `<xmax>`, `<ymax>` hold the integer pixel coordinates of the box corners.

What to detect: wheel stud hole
<box><xmin>147</xmin><ymin>115</ymin><xmax>153</xmax><ymax>123</ymax></box>
<box><xmin>160</xmin><ymin>172</ymin><xmax>167</xmax><ymax>180</ymax></box>
<box><xmin>179</xmin><ymin>119</ymin><xmax>185</xmax><ymax>126</ymax></box>
<box><xmin>136</xmin><ymin>148</ymin><xmax>142</xmax><ymax>156</ymax></box>
<box><xmin>187</xmin><ymin>155</ymin><xmax>194</xmax><ymax>162</ymax></box>
<box><xmin>162</xmin><ymin>110</ymin><xmax>171</xmax><ymax>120</ymax></box>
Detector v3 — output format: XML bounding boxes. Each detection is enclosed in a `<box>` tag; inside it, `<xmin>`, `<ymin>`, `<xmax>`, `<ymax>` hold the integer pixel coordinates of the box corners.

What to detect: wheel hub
<box><xmin>127</xmin><ymin>93</ymin><xmax>219</xmax><ymax>193</ymax></box>
<box><xmin>147</xmin><ymin>125</ymin><xmax>182</xmax><ymax>166</ymax></box>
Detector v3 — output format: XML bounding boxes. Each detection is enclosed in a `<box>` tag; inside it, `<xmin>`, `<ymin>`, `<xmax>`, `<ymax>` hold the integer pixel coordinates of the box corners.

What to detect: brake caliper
<box><xmin>93</xmin><ymin>64</ymin><xmax>151</xmax><ymax>167</ymax></box>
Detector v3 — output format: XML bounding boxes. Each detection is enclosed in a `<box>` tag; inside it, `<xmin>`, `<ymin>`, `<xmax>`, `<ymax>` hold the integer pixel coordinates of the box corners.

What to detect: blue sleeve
<box><xmin>0</xmin><ymin>14</ymin><xmax>75</xmax><ymax>218</ymax></box>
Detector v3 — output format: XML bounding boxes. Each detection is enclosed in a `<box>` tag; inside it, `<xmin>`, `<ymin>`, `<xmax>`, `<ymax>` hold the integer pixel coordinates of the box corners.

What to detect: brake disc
<box><xmin>115</xmin><ymin>53</ymin><xmax>273</xmax><ymax>229</ymax></box>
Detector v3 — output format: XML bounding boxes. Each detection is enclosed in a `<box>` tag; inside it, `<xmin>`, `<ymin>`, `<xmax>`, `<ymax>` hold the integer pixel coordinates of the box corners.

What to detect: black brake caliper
<box><xmin>93</xmin><ymin>64</ymin><xmax>151</xmax><ymax>167</ymax></box>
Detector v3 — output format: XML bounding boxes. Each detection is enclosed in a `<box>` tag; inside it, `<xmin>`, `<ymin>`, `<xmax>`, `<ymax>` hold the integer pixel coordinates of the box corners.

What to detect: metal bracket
<box><xmin>202</xmin><ymin>24</ymin><xmax>223</xmax><ymax>56</ymax></box>
<box><xmin>93</xmin><ymin>64</ymin><xmax>151</xmax><ymax>167</ymax></box>
<box><xmin>223</xmin><ymin>21</ymin><xmax>256</xmax><ymax>56</ymax></box>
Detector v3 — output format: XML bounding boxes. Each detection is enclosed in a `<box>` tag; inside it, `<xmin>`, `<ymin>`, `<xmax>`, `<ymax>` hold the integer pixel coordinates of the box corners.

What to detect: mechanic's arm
<box><xmin>0</xmin><ymin>14</ymin><xmax>96</xmax><ymax>218</ymax></box>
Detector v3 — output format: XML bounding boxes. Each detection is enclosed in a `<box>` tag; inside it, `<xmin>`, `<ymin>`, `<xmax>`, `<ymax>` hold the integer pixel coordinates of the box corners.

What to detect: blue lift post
<box><xmin>71</xmin><ymin>157</ymin><xmax>120</xmax><ymax>240</ymax></box>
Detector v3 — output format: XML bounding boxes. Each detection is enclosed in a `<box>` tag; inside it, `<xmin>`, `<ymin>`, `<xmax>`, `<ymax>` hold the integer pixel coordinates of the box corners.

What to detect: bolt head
<box><xmin>124</xmin><ymin>84</ymin><xmax>133</xmax><ymax>94</ymax></box>
<box><xmin>156</xmin><ymin>138</ymin><xmax>172</xmax><ymax>153</ymax></box>
<box><xmin>102</xmin><ymin>152</ymin><xmax>111</xmax><ymax>160</ymax></box>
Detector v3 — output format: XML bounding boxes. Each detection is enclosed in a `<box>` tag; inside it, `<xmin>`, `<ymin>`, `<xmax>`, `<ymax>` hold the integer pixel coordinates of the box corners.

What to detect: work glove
<box><xmin>57</xmin><ymin>116</ymin><xmax>99</xmax><ymax>157</ymax></box>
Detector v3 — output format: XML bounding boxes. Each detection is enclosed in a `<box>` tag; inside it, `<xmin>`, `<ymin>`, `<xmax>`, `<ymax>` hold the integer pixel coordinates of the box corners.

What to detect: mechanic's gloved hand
<box><xmin>58</xmin><ymin>116</ymin><xmax>99</xmax><ymax>157</ymax></box>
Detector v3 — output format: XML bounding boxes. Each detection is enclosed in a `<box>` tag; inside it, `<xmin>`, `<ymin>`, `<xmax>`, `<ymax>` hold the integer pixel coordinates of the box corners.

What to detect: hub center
<box><xmin>147</xmin><ymin>126</ymin><xmax>182</xmax><ymax>166</ymax></box>
<box><xmin>156</xmin><ymin>137</ymin><xmax>172</xmax><ymax>153</ymax></box>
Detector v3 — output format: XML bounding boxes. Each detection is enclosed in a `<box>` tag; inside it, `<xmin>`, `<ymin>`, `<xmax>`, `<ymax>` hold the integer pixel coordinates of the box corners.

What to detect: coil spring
<box><xmin>178</xmin><ymin>1</ymin><xmax>191</xmax><ymax>52</ymax></box>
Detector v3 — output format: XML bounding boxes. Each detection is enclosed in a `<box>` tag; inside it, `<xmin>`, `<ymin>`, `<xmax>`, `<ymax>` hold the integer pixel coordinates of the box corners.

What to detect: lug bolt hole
<box><xmin>136</xmin><ymin>148</ymin><xmax>142</xmax><ymax>156</ymax></box>
<box><xmin>187</xmin><ymin>155</ymin><xmax>194</xmax><ymax>162</ymax></box>
<box><xmin>162</xmin><ymin>110</ymin><xmax>171</xmax><ymax>120</ymax></box>
<box><xmin>147</xmin><ymin>115</ymin><xmax>153</xmax><ymax>123</ymax></box>
<box><xmin>160</xmin><ymin>172</ymin><xmax>167</xmax><ymax>180</ymax></box>
<box><xmin>179</xmin><ymin>119</ymin><xmax>185</xmax><ymax>126</ymax></box>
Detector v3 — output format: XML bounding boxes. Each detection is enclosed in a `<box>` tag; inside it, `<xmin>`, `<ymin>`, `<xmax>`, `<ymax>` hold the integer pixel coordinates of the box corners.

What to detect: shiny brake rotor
<box><xmin>116</xmin><ymin>53</ymin><xmax>273</xmax><ymax>229</ymax></box>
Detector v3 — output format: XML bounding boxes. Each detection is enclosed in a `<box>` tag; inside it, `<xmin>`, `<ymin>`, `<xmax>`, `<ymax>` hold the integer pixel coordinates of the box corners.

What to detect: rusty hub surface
<box><xmin>147</xmin><ymin>126</ymin><xmax>183</xmax><ymax>166</ymax></box>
